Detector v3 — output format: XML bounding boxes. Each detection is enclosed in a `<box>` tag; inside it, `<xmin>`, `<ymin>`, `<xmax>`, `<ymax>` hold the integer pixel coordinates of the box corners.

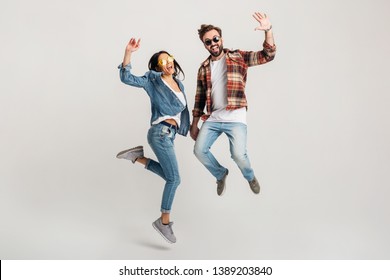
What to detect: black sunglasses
<box><xmin>204</xmin><ymin>36</ymin><xmax>220</xmax><ymax>46</ymax></box>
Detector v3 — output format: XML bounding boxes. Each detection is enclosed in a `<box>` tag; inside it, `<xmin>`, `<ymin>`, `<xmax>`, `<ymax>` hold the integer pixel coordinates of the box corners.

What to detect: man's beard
<box><xmin>209</xmin><ymin>44</ymin><xmax>224</xmax><ymax>57</ymax></box>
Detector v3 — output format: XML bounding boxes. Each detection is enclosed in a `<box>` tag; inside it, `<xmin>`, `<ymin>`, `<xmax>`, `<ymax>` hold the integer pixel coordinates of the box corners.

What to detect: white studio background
<box><xmin>1</xmin><ymin>0</ymin><xmax>389</xmax><ymax>259</ymax></box>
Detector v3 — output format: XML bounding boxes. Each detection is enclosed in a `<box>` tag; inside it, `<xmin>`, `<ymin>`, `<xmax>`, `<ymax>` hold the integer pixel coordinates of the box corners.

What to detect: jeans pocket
<box><xmin>160</xmin><ymin>125</ymin><xmax>171</xmax><ymax>138</ymax></box>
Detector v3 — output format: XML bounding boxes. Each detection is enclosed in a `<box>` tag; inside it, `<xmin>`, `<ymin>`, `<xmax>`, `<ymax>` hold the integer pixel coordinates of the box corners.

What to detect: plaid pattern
<box><xmin>192</xmin><ymin>41</ymin><xmax>276</xmax><ymax>120</ymax></box>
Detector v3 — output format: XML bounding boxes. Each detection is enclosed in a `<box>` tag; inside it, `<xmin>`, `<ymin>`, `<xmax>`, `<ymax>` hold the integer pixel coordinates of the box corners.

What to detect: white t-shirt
<box><xmin>207</xmin><ymin>55</ymin><xmax>247</xmax><ymax>124</ymax></box>
<box><xmin>152</xmin><ymin>77</ymin><xmax>186</xmax><ymax>127</ymax></box>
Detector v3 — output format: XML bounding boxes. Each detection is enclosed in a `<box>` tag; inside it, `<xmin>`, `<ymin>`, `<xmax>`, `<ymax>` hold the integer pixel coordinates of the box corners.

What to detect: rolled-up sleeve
<box><xmin>243</xmin><ymin>41</ymin><xmax>276</xmax><ymax>67</ymax></box>
<box><xmin>118</xmin><ymin>63</ymin><xmax>148</xmax><ymax>88</ymax></box>
<box><xmin>261</xmin><ymin>41</ymin><xmax>276</xmax><ymax>62</ymax></box>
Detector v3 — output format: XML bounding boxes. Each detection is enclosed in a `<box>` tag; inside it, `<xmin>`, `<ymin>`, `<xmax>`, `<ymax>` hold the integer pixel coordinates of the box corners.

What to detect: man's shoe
<box><xmin>116</xmin><ymin>146</ymin><xmax>144</xmax><ymax>163</ymax></box>
<box><xmin>217</xmin><ymin>169</ymin><xmax>229</xmax><ymax>196</ymax></box>
<box><xmin>152</xmin><ymin>217</ymin><xmax>176</xmax><ymax>244</ymax></box>
<box><xmin>249</xmin><ymin>176</ymin><xmax>260</xmax><ymax>194</ymax></box>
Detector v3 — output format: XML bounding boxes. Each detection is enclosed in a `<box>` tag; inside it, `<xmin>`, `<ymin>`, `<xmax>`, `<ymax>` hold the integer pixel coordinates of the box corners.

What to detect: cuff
<box><xmin>118</xmin><ymin>63</ymin><xmax>132</xmax><ymax>69</ymax></box>
<box><xmin>192</xmin><ymin>109</ymin><xmax>204</xmax><ymax>118</ymax></box>
<box><xmin>263</xmin><ymin>41</ymin><xmax>276</xmax><ymax>50</ymax></box>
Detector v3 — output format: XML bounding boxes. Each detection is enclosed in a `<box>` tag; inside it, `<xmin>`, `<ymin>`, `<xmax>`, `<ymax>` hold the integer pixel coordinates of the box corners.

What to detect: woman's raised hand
<box><xmin>126</xmin><ymin>38</ymin><xmax>141</xmax><ymax>53</ymax></box>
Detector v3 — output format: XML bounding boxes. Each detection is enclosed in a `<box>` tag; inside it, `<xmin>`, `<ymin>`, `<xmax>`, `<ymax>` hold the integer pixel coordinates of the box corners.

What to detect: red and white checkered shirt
<box><xmin>192</xmin><ymin>41</ymin><xmax>276</xmax><ymax>120</ymax></box>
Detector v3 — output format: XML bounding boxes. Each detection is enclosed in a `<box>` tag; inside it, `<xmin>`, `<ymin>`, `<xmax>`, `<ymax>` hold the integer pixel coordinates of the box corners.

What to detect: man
<box><xmin>190</xmin><ymin>12</ymin><xmax>276</xmax><ymax>196</ymax></box>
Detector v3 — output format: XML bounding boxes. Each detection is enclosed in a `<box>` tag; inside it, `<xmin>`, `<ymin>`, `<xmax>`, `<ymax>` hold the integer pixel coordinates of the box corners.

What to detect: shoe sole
<box><xmin>152</xmin><ymin>222</ymin><xmax>176</xmax><ymax>244</ymax></box>
<box><xmin>116</xmin><ymin>146</ymin><xmax>143</xmax><ymax>158</ymax></box>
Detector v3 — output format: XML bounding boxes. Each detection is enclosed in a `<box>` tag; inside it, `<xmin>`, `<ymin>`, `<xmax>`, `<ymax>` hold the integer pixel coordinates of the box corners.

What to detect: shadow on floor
<box><xmin>134</xmin><ymin>239</ymin><xmax>172</xmax><ymax>251</ymax></box>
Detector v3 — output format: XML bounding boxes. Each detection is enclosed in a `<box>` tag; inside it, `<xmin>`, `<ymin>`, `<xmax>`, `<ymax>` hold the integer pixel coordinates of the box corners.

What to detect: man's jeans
<box><xmin>146</xmin><ymin>123</ymin><xmax>180</xmax><ymax>213</ymax></box>
<box><xmin>194</xmin><ymin>121</ymin><xmax>255</xmax><ymax>181</ymax></box>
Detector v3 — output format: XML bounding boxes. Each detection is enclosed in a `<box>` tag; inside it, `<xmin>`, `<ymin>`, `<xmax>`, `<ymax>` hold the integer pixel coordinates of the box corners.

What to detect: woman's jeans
<box><xmin>194</xmin><ymin>121</ymin><xmax>255</xmax><ymax>181</ymax></box>
<box><xmin>146</xmin><ymin>123</ymin><xmax>180</xmax><ymax>214</ymax></box>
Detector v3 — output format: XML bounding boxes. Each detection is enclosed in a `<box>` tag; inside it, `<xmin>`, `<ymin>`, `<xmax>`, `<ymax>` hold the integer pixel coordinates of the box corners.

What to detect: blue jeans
<box><xmin>146</xmin><ymin>123</ymin><xmax>180</xmax><ymax>213</ymax></box>
<box><xmin>194</xmin><ymin>121</ymin><xmax>255</xmax><ymax>181</ymax></box>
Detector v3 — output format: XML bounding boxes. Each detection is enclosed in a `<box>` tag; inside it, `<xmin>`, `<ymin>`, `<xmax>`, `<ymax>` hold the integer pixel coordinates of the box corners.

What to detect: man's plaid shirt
<box><xmin>192</xmin><ymin>41</ymin><xmax>276</xmax><ymax>120</ymax></box>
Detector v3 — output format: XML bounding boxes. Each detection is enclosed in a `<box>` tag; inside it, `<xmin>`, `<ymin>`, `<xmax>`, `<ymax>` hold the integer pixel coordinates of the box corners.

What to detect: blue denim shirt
<box><xmin>118</xmin><ymin>63</ymin><xmax>190</xmax><ymax>136</ymax></box>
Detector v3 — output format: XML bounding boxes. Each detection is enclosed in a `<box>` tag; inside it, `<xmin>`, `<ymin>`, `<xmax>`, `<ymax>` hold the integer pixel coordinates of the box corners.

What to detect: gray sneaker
<box><xmin>217</xmin><ymin>169</ymin><xmax>229</xmax><ymax>196</ymax></box>
<box><xmin>249</xmin><ymin>176</ymin><xmax>260</xmax><ymax>194</ymax></box>
<box><xmin>116</xmin><ymin>146</ymin><xmax>144</xmax><ymax>163</ymax></box>
<box><xmin>152</xmin><ymin>217</ymin><xmax>176</xmax><ymax>244</ymax></box>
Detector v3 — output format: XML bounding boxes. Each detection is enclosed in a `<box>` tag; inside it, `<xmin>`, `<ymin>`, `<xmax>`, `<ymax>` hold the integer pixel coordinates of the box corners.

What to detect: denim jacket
<box><xmin>118</xmin><ymin>63</ymin><xmax>190</xmax><ymax>136</ymax></box>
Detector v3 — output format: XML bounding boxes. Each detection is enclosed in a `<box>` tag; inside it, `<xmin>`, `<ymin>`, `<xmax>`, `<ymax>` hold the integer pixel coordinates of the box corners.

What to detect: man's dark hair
<box><xmin>198</xmin><ymin>24</ymin><xmax>222</xmax><ymax>41</ymax></box>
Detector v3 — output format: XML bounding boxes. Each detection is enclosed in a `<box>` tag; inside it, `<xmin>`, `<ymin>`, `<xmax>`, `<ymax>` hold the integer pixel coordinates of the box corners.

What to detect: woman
<box><xmin>116</xmin><ymin>38</ymin><xmax>190</xmax><ymax>244</ymax></box>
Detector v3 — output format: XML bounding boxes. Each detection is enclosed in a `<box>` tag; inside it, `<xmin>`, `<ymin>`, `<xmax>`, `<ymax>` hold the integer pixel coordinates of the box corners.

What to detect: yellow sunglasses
<box><xmin>158</xmin><ymin>55</ymin><xmax>174</xmax><ymax>66</ymax></box>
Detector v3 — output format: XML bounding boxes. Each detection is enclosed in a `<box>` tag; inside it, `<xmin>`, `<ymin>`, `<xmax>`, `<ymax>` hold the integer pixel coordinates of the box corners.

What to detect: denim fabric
<box><xmin>118</xmin><ymin>63</ymin><xmax>190</xmax><ymax>136</ymax></box>
<box><xmin>146</xmin><ymin>123</ymin><xmax>180</xmax><ymax>213</ymax></box>
<box><xmin>194</xmin><ymin>121</ymin><xmax>255</xmax><ymax>181</ymax></box>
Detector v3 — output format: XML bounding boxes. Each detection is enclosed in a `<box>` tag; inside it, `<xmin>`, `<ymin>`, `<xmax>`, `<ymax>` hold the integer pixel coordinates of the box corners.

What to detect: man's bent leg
<box><xmin>225</xmin><ymin>122</ymin><xmax>255</xmax><ymax>181</ymax></box>
<box><xmin>193</xmin><ymin>121</ymin><xmax>227</xmax><ymax>180</ymax></box>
